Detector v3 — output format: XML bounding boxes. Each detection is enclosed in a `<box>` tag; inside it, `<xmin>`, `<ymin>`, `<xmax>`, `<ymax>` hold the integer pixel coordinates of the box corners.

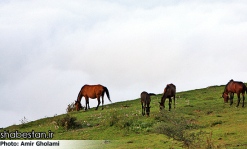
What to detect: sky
<box><xmin>1</xmin><ymin>0</ymin><xmax>247</xmax><ymax>128</ymax></box>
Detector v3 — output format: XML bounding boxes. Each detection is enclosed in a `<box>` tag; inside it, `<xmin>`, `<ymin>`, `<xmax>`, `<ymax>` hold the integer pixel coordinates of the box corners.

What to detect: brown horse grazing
<box><xmin>222</xmin><ymin>79</ymin><xmax>246</xmax><ymax>107</ymax></box>
<box><xmin>140</xmin><ymin>91</ymin><xmax>156</xmax><ymax>116</ymax></box>
<box><xmin>75</xmin><ymin>84</ymin><xmax>111</xmax><ymax>111</ymax></box>
<box><xmin>159</xmin><ymin>84</ymin><xmax>176</xmax><ymax>111</ymax></box>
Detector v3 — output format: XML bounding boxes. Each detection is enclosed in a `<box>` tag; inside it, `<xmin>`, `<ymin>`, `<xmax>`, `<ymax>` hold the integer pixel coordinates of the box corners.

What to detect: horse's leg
<box><xmin>230</xmin><ymin>93</ymin><xmax>234</xmax><ymax>106</ymax></box>
<box><xmin>101</xmin><ymin>94</ymin><xmax>104</xmax><ymax>110</ymax></box>
<box><xmin>87</xmin><ymin>98</ymin><xmax>90</xmax><ymax>109</ymax></box>
<box><xmin>146</xmin><ymin>102</ymin><xmax>150</xmax><ymax>116</ymax></box>
<box><xmin>236</xmin><ymin>93</ymin><xmax>240</xmax><ymax>107</ymax></box>
<box><xmin>168</xmin><ymin>97</ymin><xmax>172</xmax><ymax>111</ymax></box>
<box><xmin>144</xmin><ymin>103</ymin><xmax>146</xmax><ymax>115</ymax></box>
<box><xmin>242</xmin><ymin>93</ymin><xmax>245</xmax><ymax>107</ymax></box>
<box><xmin>164</xmin><ymin>98</ymin><xmax>166</xmax><ymax>110</ymax></box>
<box><xmin>85</xmin><ymin>97</ymin><xmax>89</xmax><ymax>110</ymax></box>
<box><xmin>95</xmin><ymin>96</ymin><xmax>101</xmax><ymax>110</ymax></box>
<box><xmin>173</xmin><ymin>95</ymin><xmax>176</xmax><ymax>109</ymax></box>
<box><xmin>141</xmin><ymin>103</ymin><xmax>144</xmax><ymax>116</ymax></box>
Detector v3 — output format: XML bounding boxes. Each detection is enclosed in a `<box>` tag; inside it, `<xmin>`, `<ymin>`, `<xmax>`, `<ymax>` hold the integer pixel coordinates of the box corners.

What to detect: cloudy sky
<box><xmin>1</xmin><ymin>0</ymin><xmax>247</xmax><ymax>127</ymax></box>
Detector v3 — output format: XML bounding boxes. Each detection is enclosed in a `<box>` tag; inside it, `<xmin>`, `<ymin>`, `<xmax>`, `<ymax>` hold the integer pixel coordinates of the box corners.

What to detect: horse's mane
<box><xmin>224</xmin><ymin>79</ymin><xmax>233</xmax><ymax>91</ymax></box>
<box><xmin>77</xmin><ymin>85</ymin><xmax>86</xmax><ymax>101</ymax></box>
<box><xmin>163</xmin><ymin>84</ymin><xmax>174</xmax><ymax>98</ymax></box>
<box><xmin>165</xmin><ymin>84</ymin><xmax>175</xmax><ymax>91</ymax></box>
<box><xmin>226</xmin><ymin>79</ymin><xmax>233</xmax><ymax>85</ymax></box>
<box><xmin>165</xmin><ymin>84</ymin><xmax>171</xmax><ymax>90</ymax></box>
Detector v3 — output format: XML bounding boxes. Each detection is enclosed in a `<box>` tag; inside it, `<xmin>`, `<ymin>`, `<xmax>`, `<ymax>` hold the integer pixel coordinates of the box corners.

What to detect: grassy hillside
<box><xmin>2</xmin><ymin>85</ymin><xmax>247</xmax><ymax>148</ymax></box>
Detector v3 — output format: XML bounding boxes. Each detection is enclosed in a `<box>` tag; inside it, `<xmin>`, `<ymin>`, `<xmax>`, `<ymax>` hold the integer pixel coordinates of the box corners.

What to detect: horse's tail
<box><xmin>244</xmin><ymin>83</ymin><xmax>247</xmax><ymax>94</ymax></box>
<box><xmin>103</xmin><ymin>86</ymin><xmax>112</xmax><ymax>102</ymax></box>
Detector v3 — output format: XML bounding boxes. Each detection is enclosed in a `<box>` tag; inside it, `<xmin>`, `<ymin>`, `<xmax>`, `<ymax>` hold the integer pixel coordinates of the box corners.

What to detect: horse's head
<box><xmin>75</xmin><ymin>100</ymin><xmax>82</xmax><ymax>111</ymax></box>
<box><xmin>159</xmin><ymin>102</ymin><xmax>164</xmax><ymax>110</ymax></box>
<box><xmin>222</xmin><ymin>92</ymin><xmax>229</xmax><ymax>103</ymax></box>
<box><xmin>146</xmin><ymin>106</ymin><xmax>151</xmax><ymax>116</ymax></box>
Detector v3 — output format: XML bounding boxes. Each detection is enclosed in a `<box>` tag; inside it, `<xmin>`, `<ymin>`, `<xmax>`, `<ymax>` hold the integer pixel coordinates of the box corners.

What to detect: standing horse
<box><xmin>140</xmin><ymin>91</ymin><xmax>156</xmax><ymax>116</ymax></box>
<box><xmin>75</xmin><ymin>84</ymin><xmax>111</xmax><ymax>111</ymax></box>
<box><xmin>222</xmin><ymin>79</ymin><xmax>246</xmax><ymax>107</ymax></box>
<box><xmin>159</xmin><ymin>84</ymin><xmax>176</xmax><ymax>111</ymax></box>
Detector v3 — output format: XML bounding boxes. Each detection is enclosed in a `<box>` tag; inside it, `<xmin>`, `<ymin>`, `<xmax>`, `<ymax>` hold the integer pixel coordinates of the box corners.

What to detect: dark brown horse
<box><xmin>75</xmin><ymin>84</ymin><xmax>111</xmax><ymax>111</ymax></box>
<box><xmin>159</xmin><ymin>84</ymin><xmax>176</xmax><ymax>111</ymax></box>
<box><xmin>140</xmin><ymin>91</ymin><xmax>156</xmax><ymax>116</ymax></box>
<box><xmin>222</xmin><ymin>79</ymin><xmax>246</xmax><ymax>107</ymax></box>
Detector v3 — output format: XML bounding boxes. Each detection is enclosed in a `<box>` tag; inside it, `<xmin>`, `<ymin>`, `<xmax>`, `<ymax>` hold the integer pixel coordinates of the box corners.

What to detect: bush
<box><xmin>56</xmin><ymin>114</ymin><xmax>80</xmax><ymax>130</ymax></box>
<box><xmin>19</xmin><ymin>116</ymin><xmax>30</xmax><ymax>129</ymax></box>
<box><xmin>153</xmin><ymin>111</ymin><xmax>206</xmax><ymax>148</ymax></box>
<box><xmin>66</xmin><ymin>102</ymin><xmax>76</xmax><ymax>113</ymax></box>
<box><xmin>20</xmin><ymin>116</ymin><xmax>29</xmax><ymax>124</ymax></box>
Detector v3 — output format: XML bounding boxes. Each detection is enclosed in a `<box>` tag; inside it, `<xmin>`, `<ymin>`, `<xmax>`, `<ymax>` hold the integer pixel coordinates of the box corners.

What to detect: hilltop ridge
<box><xmin>2</xmin><ymin>85</ymin><xmax>247</xmax><ymax>148</ymax></box>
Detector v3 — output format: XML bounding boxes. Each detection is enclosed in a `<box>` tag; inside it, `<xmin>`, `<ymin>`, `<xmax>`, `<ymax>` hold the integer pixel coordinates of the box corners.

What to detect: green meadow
<box><xmin>2</xmin><ymin>85</ymin><xmax>247</xmax><ymax>148</ymax></box>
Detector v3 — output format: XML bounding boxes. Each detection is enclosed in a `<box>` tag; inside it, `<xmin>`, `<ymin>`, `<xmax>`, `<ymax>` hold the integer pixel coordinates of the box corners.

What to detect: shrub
<box><xmin>153</xmin><ymin>111</ymin><xmax>205</xmax><ymax>148</ymax></box>
<box><xmin>19</xmin><ymin>116</ymin><xmax>30</xmax><ymax>129</ymax></box>
<box><xmin>20</xmin><ymin>116</ymin><xmax>29</xmax><ymax>124</ymax></box>
<box><xmin>66</xmin><ymin>102</ymin><xmax>76</xmax><ymax>113</ymax></box>
<box><xmin>56</xmin><ymin>114</ymin><xmax>80</xmax><ymax>130</ymax></box>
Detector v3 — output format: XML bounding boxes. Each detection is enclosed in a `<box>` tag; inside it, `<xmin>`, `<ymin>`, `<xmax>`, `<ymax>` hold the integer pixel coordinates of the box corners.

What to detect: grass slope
<box><xmin>2</xmin><ymin>85</ymin><xmax>247</xmax><ymax>148</ymax></box>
